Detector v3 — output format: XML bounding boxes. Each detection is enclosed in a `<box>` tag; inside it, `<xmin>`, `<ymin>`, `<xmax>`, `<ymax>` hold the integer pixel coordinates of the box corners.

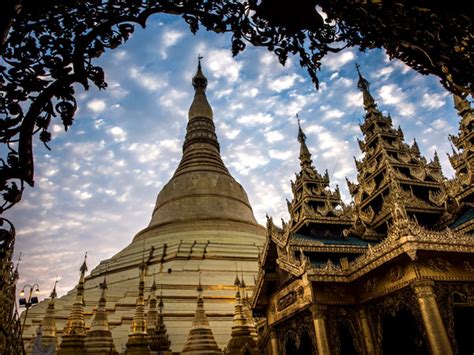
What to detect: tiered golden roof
<box><xmin>57</xmin><ymin>255</ymin><xmax>88</xmax><ymax>355</ymax></box>
<box><xmin>346</xmin><ymin>66</ymin><xmax>446</xmax><ymax>239</ymax></box>
<box><xmin>181</xmin><ymin>276</ymin><xmax>222</xmax><ymax>354</ymax></box>
<box><xmin>84</xmin><ymin>277</ymin><xmax>118</xmax><ymax>354</ymax></box>
<box><xmin>287</xmin><ymin>119</ymin><xmax>353</xmax><ymax>235</ymax></box>
<box><xmin>447</xmin><ymin>96</ymin><xmax>474</xmax><ymax>204</ymax></box>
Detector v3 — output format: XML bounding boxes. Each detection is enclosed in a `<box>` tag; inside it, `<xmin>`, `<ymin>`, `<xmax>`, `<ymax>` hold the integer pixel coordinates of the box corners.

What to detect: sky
<box><xmin>7</xmin><ymin>14</ymin><xmax>461</xmax><ymax>300</ymax></box>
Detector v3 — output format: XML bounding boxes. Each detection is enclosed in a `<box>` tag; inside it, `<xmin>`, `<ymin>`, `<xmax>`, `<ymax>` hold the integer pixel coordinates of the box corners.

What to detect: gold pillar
<box><xmin>411</xmin><ymin>280</ymin><xmax>453</xmax><ymax>355</ymax></box>
<box><xmin>310</xmin><ymin>304</ymin><xmax>331</xmax><ymax>355</ymax></box>
<box><xmin>357</xmin><ymin>308</ymin><xmax>375</xmax><ymax>355</ymax></box>
<box><xmin>269</xmin><ymin>328</ymin><xmax>279</xmax><ymax>355</ymax></box>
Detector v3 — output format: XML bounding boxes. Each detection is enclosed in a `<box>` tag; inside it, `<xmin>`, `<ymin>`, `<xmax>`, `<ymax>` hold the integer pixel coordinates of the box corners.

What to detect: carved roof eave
<box><xmin>251</xmin><ymin>230</ymin><xmax>275</xmax><ymax>309</ymax></box>
<box><xmin>291</xmin><ymin>216</ymin><xmax>353</xmax><ymax>233</ymax></box>
<box><xmin>289</xmin><ymin>242</ymin><xmax>367</xmax><ymax>254</ymax></box>
<box><xmin>306</xmin><ymin>225</ymin><xmax>474</xmax><ymax>283</ymax></box>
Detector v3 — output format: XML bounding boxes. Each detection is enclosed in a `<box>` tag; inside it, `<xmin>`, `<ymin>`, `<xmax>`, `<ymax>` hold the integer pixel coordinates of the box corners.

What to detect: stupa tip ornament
<box><xmin>189</xmin><ymin>55</ymin><xmax>213</xmax><ymax>120</ymax></box>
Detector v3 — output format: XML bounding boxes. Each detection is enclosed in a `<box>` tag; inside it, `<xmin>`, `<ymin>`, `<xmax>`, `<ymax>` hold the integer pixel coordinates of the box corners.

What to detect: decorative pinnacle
<box><xmin>355</xmin><ymin>63</ymin><xmax>378</xmax><ymax>113</ymax></box>
<box><xmin>197</xmin><ymin>272</ymin><xmax>203</xmax><ymax>294</ymax></box>
<box><xmin>80</xmin><ymin>252</ymin><xmax>88</xmax><ymax>273</ymax></box>
<box><xmin>192</xmin><ymin>54</ymin><xmax>208</xmax><ymax>90</ymax></box>
<box><xmin>297</xmin><ymin>114</ymin><xmax>306</xmax><ymax>143</ymax></box>
<box><xmin>99</xmin><ymin>276</ymin><xmax>107</xmax><ymax>291</ymax></box>
<box><xmin>50</xmin><ymin>280</ymin><xmax>58</xmax><ymax>299</ymax></box>
<box><xmin>240</xmin><ymin>268</ymin><xmax>246</xmax><ymax>289</ymax></box>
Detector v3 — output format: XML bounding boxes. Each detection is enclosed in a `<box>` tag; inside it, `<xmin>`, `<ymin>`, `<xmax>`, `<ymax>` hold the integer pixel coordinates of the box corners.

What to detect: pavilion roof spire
<box><xmin>297</xmin><ymin>115</ymin><xmax>313</xmax><ymax>170</ymax></box>
<box><xmin>356</xmin><ymin>63</ymin><xmax>379</xmax><ymax>115</ymax></box>
<box><xmin>189</xmin><ymin>55</ymin><xmax>213</xmax><ymax>121</ymax></box>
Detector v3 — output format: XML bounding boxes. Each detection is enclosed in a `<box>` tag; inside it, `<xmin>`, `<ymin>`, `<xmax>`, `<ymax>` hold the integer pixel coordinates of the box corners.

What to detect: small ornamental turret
<box><xmin>32</xmin><ymin>281</ymin><xmax>58</xmax><ymax>354</ymax></box>
<box><xmin>146</xmin><ymin>278</ymin><xmax>158</xmax><ymax>337</ymax></box>
<box><xmin>287</xmin><ymin>117</ymin><xmax>353</xmax><ymax>235</ymax></box>
<box><xmin>84</xmin><ymin>277</ymin><xmax>118</xmax><ymax>354</ymax></box>
<box><xmin>346</xmin><ymin>65</ymin><xmax>447</xmax><ymax>239</ymax></box>
<box><xmin>224</xmin><ymin>273</ymin><xmax>259</xmax><ymax>355</ymax></box>
<box><xmin>58</xmin><ymin>254</ymin><xmax>88</xmax><ymax>355</ymax></box>
<box><xmin>124</xmin><ymin>261</ymin><xmax>151</xmax><ymax>354</ymax></box>
<box><xmin>181</xmin><ymin>274</ymin><xmax>221</xmax><ymax>355</ymax></box>
<box><xmin>149</xmin><ymin>284</ymin><xmax>172</xmax><ymax>354</ymax></box>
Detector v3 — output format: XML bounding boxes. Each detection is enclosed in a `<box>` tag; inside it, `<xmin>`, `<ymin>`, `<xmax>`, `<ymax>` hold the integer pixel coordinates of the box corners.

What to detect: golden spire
<box><xmin>297</xmin><ymin>115</ymin><xmax>313</xmax><ymax>170</ymax></box>
<box><xmin>146</xmin><ymin>277</ymin><xmax>158</xmax><ymax>336</ymax></box>
<box><xmin>181</xmin><ymin>273</ymin><xmax>221</xmax><ymax>354</ymax></box>
<box><xmin>84</xmin><ymin>276</ymin><xmax>118</xmax><ymax>354</ymax></box>
<box><xmin>58</xmin><ymin>253</ymin><xmax>88</xmax><ymax>354</ymax></box>
<box><xmin>356</xmin><ymin>63</ymin><xmax>379</xmax><ymax>114</ymax></box>
<box><xmin>188</xmin><ymin>55</ymin><xmax>213</xmax><ymax>121</ymax></box>
<box><xmin>149</xmin><ymin>284</ymin><xmax>172</xmax><ymax>353</ymax></box>
<box><xmin>125</xmin><ymin>261</ymin><xmax>151</xmax><ymax>354</ymax></box>
<box><xmin>224</xmin><ymin>275</ymin><xmax>259</xmax><ymax>355</ymax></box>
<box><xmin>37</xmin><ymin>281</ymin><xmax>58</xmax><ymax>351</ymax></box>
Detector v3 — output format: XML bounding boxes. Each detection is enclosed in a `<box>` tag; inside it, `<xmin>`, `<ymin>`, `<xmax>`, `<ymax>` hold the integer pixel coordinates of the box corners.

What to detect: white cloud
<box><xmin>322</xmin><ymin>108</ymin><xmax>344</xmax><ymax>120</ymax></box>
<box><xmin>268</xmin><ymin>74</ymin><xmax>301</xmax><ymax>92</ymax></box>
<box><xmin>373</xmin><ymin>66</ymin><xmax>394</xmax><ymax>78</ymax></box>
<box><xmin>421</xmin><ymin>92</ymin><xmax>447</xmax><ymax>110</ymax></box>
<box><xmin>129</xmin><ymin>67</ymin><xmax>168</xmax><ymax>92</ymax></box>
<box><xmin>207</xmin><ymin>49</ymin><xmax>242</xmax><ymax>82</ymax></box>
<box><xmin>87</xmin><ymin>99</ymin><xmax>106</xmax><ymax>113</ymax></box>
<box><xmin>108</xmin><ymin>126</ymin><xmax>127</xmax><ymax>142</ymax></box>
<box><xmin>160</xmin><ymin>29</ymin><xmax>185</xmax><ymax>59</ymax></box>
<box><xmin>162</xmin><ymin>29</ymin><xmax>184</xmax><ymax>47</ymax></box>
<box><xmin>265</xmin><ymin>130</ymin><xmax>285</xmax><ymax>143</ymax></box>
<box><xmin>269</xmin><ymin>149</ymin><xmax>293</xmax><ymax>160</ymax></box>
<box><xmin>237</xmin><ymin>113</ymin><xmax>273</xmax><ymax>126</ymax></box>
<box><xmin>322</xmin><ymin>50</ymin><xmax>355</xmax><ymax>71</ymax></box>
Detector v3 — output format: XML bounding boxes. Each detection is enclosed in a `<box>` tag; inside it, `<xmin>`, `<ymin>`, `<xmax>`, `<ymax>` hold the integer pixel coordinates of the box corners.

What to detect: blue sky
<box><xmin>7</xmin><ymin>14</ymin><xmax>460</xmax><ymax>299</ymax></box>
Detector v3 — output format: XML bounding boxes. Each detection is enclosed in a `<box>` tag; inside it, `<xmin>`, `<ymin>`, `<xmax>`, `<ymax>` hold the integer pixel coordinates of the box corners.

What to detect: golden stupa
<box><xmin>23</xmin><ymin>61</ymin><xmax>265</xmax><ymax>353</ymax></box>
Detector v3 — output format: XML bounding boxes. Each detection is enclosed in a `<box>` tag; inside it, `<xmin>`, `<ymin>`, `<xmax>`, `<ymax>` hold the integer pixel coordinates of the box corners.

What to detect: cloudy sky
<box><xmin>7</xmin><ymin>14</ymin><xmax>461</xmax><ymax>299</ymax></box>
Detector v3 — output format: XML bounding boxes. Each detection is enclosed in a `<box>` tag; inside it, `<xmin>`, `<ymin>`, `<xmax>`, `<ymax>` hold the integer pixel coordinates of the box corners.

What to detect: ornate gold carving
<box><xmin>426</xmin><ymin>258</ymin><xmax>451</xmax><ymax>273</ymax></box>
<box><xmin>390</xmin><ymin>265</ymin><xmax>405</xmax><ymax>282</ymax></box>
<box><xmin>277</xmin><ymin>291</ymin><xmax>296</xmax><ymax>311</ymax></box>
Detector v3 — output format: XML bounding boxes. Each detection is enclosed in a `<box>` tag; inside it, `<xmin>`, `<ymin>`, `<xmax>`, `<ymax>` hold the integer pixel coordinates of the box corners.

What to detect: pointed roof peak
<box><xmin>192</xmin><ymin>54</ymin><xmax>208</xmax><ymax>91</ymax></box>
<box><xmin>50</xmin><ymin>280</ymin><xmax>58</xmax><ymax>299</ymax></box>
<box><xmin>80</xmin><ymin>252</ymin><xmax>88</xmax><ymax>273</ymax></box>
<box><xmin>355</xmin><ymin>64</ymin><xmax>379</xmax><ymax>115</ymax></box>
<box><xmin>100</xmin><ymin>276</ymin><xmax>107</xmax><ymax>291</ymax></box>
<box><xmin>189</xmin><ymin>56</ymin><xmax>213</xmax><ymax>121</ymax></box>
<box><xmin>297</xmin><ymin>114</ymin><xmax>306</xmax><ymax>143</ymax></box>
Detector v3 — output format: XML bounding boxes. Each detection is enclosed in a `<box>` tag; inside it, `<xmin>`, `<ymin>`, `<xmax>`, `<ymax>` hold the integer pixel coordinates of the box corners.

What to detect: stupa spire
<box><xmin>34</xmin><ymin>281</ymin><xmax>59</xmax><ymax>352</ymax></box>
<box><xmin>84</xmin><ymin>276</ymin><xmax>118</xmax><ymax>354</ymax></box>
<box><xmin>224</xmin><ymin>277</ymin><xmax>259</xmax><ymax>355</ymax></box>
<box><xmin>58</xmin><ymin>253</ymin><xmax>88</xmax><ymax>354</ymax></box>
<box><xmin>143</xmin><ymin>58</ymin><xmax>259</xmax><ymax>236</ymax></box>
<box><xmin>181</xmin><ymin>273</ymin><xmax>221</xmax><ymax>354</ymax></box>
<box><xmin>124</xmin><ymin>261</ymin><xmax>151</xmax><ymax>354</ymax></box>
<box><xmin>189</xmin><ymin>54</ymin><xmax>213</xmax><ymax>121</ymax></box>
<box><xmin>150</xmin><ymin>284</ymin><xmax>172</xmax><ymax>353</ymax></box>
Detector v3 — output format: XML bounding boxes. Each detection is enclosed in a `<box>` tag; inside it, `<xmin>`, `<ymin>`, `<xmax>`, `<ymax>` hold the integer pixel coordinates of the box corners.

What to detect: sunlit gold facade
<box><xmin>252</xmin><ymin>69</ymin><xmax>474</xmax><ymax>354</ymax></box>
